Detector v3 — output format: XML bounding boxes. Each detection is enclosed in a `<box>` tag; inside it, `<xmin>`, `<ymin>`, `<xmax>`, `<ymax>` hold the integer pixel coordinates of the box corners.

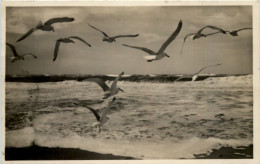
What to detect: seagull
<box><xmin>122</xmin><ymin>20</ymin><xmax>182</xmax><ymax>62</ymax></box>
<box><xmin>84</xmin><ymin>97</ymin><xmax>116</xmax><ymax>133</ymax></box>
<box><xmin>53</xmin><ymin>36</ymin><xmax>91</xmax><ymax>61</ymax></box>
<box><xmin>6</xmin><ymin>42</ymin><xmax>37</xmax><ymax>63</ymax></box>
<box><xmin>225</xmin><ymin>28</ymin><xmax>252</xmax><ymax>36</ymax></box>
<box><xmin>84</xmin><ymin>72</ymin><xmax>124</xmax><ymax>99</ymax></box>
<box><xmin>16</xmin><ymin>17</ymin><xmax>75</xmax><ymax>42</ymax></box>
<box><xmin>174</xmin><ymin>64</ymin><xmax>221</xmax><ymax>82</ymax></box>
<box><xmin>180</xmin><ymin>25</ymin><xmax>226</xmax><ymax>55</ymax></box>
<box><xmin>88</xmin><ymin>24</ymin><xmax>139</xmax><ymax>43</ymax></box>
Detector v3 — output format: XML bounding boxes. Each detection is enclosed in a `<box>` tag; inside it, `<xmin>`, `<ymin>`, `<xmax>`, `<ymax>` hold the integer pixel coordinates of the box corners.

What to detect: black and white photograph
<box><xmin>1</xmin><ymin>1</ymin><xmax>260</xmax><ymax>162</ymax></box>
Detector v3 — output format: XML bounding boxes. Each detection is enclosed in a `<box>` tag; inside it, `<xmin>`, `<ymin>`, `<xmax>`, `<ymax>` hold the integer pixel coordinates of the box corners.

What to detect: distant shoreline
<box><xmin>5</xmin><ymin>144</ymin><xmax>253</xmax><ymax>160</ymax></box>
<box><xmin>5</xmin><ymin>74</ymin><xmax>250</xmax><ymax>83</ymax></box>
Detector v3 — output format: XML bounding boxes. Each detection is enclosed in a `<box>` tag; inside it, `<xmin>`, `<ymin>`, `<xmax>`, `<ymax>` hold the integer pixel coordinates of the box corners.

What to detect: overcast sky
<box><xmin>5</xmin><ymin>6</ymin><xmax>252</xmax><ymax>75</ymax></box>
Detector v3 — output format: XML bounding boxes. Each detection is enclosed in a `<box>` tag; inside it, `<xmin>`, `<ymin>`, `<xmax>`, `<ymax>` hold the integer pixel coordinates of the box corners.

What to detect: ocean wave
<box><xmin>6</xmin><ymin>127</ymin><xmax>252</xmax><ymax>159</ymax></box>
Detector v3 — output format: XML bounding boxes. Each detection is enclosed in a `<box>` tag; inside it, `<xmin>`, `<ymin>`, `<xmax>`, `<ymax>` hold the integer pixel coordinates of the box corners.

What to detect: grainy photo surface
<box><xmin>3</xmin><ymin>4</ymin><xmax>254</xmax><ymax>161</ymax></box>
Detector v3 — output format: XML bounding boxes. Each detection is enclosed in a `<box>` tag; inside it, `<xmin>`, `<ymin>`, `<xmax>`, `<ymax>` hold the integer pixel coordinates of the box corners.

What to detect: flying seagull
<box><xmin>84</xmin><ymin>97</ymin><xmax>116</xmax><ymax>133</ymax></box>
<box><xmin>6</xmin><ymin>42</ymin><xmax>37</xmax><ymax>63</ymax></box>
<box><xmin>180</xmin><ymin>25</ymin><xmax>226</xmax><ymax>55</ymax></box>
<box><xmin>84</xmin><ymin>72</ymin><xmax>124</xmax><ymax>99</ymax></box>
<box><xmin>88</xmin><ymin>24</ymin><xmax>139</xmax><ymax>43</ymax></box>
<box><xmin>53</xmin><ymin>36</ymin><xmax>91</xmax><ymax>61</ymax></box>
<box><xmin>17</xmin><ymin>17</ymin><xmax>75</xmax><ymax>42</ymax></box>
<box><xmin>174</xmin><ymin>64</ymin><xmax>221</xmax><ymax>82</ymax></box>
<box><xmin>122</xmin><ymin>20</ymin><xmax>182</xmax><ymax>62</ymax></box>
<box><xmin>225</xmin><ymin>28</ymin><xmax>252</xmax><ymax>36</ymax></box>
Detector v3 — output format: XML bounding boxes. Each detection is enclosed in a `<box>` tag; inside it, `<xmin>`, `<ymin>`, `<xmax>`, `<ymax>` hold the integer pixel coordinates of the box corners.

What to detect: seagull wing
<box><xmin>110</xmin><ymin>72</ymin><xmax>124</xmax><ymax>90</ymax></box>
<box><xmin>234</xmin><ymin>28</ymin><xmax>252</xmax><ymax>32</ymax></box>
<box><xmin>69</xmin><ymin>36</ymin><xmax>91</xmax><ymax>47</ymax></box>
<box><xmin>6</xmin><ymin>42</ymin><xmax>19</xmax><ymax>57</ymax></box>
<box><xmin>194</xmin><ymin>64</ymin><xmax>221</xmax><ymax>75</ymax></box>
<box><xmin>53</xmin><ymin>40</ymin><xmax>61</xmax><ymax>61</ymax></box>
<box><xmin>122</xmin><ymin>44</ymin><xmax>156</xmax><ymax>55</ymax></box>
<box><xmin>174</xmin><ymin>75</ymin><xmax>191</xmax><ymax>82</ymax></box>
<box><xmin>21</xmin><ymin>53</ymin><xmax>38</xmax><ymax>58</ymax></box>
<box><xmin>88</xmin><ymin>24</ymin><xmax>109</xmax><ymax>37</ymax></box>
<box><xmin>100</xmin><ymin>97</ymin><xmax>116</xmax><ymax>121</ymax></box>
<box><xmin>16</xmin><ymin>28</ymin><xmax>38</xmax><ymax>42</ymax></box>
<box><xmin>111</xmin><ymin>34</ymin><xmax>139</xmax><ymax>39</ymax></box>
<box><xmin>205</xmin><ymin>31</ymin><xmax>223</xmax><ymax>36</ymax></box>
<box><xmin>180</xmin><ymin>33</ymin><xmax>195</xmax><ymax>55</ymax></box>
<box><xmin>198</xmin><ymin>25</ymin><xmax>226</xmax><ymax>34</ymax></box>
<box><xmin>158</xmin><ymin>20</ymin><xmax>182</xmax><ymax>54</ymax></box>
<box><xmin>84</xmin><ymin>78</ymin><xmax>110</xmax><ymax>92</ymax></box>
<box><xmin>44</xmin><ymin>17</ymin><xmax>75</xmax><ymax>26</ymax></box>
<box><xmin>86</xmin><ymin>106</ymin><xmax>101</xmax><ymax>121</ymax></box>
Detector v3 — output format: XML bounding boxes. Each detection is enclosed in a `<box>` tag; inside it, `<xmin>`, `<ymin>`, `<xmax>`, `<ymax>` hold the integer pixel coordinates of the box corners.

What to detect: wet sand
<box><xmin>194</xmin><ymin>144</ymin><xmax>253</xmax><ymax>159</ymax></box>
<box><xmin>5</xmin><ymin>145</ymin><xmax>136</xmax><ymax>160</ymax></box>
<box><xmin>5</xmin><ymin>144</ymin><xmax>252</xmax><ymax>160</ymax></box>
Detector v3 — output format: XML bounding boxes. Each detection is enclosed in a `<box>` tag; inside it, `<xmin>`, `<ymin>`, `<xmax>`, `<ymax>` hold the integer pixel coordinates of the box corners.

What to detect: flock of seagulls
<box><xmin>7</xmin><ymin>16</ymin><xmax>252</xmax><ymax>132</ymax></box>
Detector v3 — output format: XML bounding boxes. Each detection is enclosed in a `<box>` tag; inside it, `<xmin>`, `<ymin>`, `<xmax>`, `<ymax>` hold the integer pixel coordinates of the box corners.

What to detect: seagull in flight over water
<box><xmin>16</xmin><ymin>17</ymin><xmax>75</xmax><ymax>42</ymax></box>
<box><xmin>174</xmin><ymin>64</ymin><xmax>221</xmax><ymax>82</ymax></box>
<box><xmin>85</xmin><ymin>97</ymin><xmax>116</xmax><ymax>133</ymax></box>
<box><xmin>122</xmin><ymin>20</ymin><xmax>182</xmax><ymax>62</ymax></box>
<box><xmin>83</xmin><ymin>72</ymin><xmax>124</xmax><ymax>99</ymax></box>
<box><xmin>88</xmin><ymin>24</ymin><xmax>139</xmax><ymax>43</ymax></box>
<box><xmin>180</xmin><ymin>25</ymin><xmax>226</xmax><ymax>55</ymax></box>
<box><xmin>6</xmin><ymin>42</ymin><xmax>37</xmax><ymax>63</ymax></box>
<box><xmin>53</xmin><ymin>36</ymin><xmax>91</xmax><ymax>61</ymax></box>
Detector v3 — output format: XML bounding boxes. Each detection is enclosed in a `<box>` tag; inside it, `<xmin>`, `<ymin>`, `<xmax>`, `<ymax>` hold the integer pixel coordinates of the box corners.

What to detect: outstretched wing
<box><xmin>21</xmin><ymin>53</ymin><xmax>38</xmax><ymax>58</ymax></box>
<box><xmin>100</xmin><ymin>97</ymin><xmax>116</xmax><ymax>121</ymax></box>
<box><xmin>234</xmin><ymin>28</ymin><xmax>252</xmax><ymax>32</ymax></box>
<box><xmin>69</xmin><ymin>36</ymin><xmax>91</xmax><ymax>47</ymax></box>
<box><xmin>205</xmin><ymin>31</ymin><xmax>223</xmax><ymax>36</ymax></box>
<box><xmin>16</xmin><ymin>28</ymin><xmax>38</xmax><ymax>42</ymax></box>
<box><xmin>174</xmin><ymin>75</ymin><xmax>191</xmax><ymax>82</ymax></box>
<box><xmin>88</xmin><ymin>24</ymin><xmax>109</xmax><ymax>37</ymax></box>
<box><xmin>44</xmin><ymin>17</ymin><xmax>75</xmax><ymax>26</ymax></box>
<box><xmin>198</xmin><ymin>25</ymin><xmax>226</xmax><ymax>34</ymax></box>
<box><xmin>112</xmin><ymin>34</ymin><xmax>139</xmax><ymax>39</ymax></box>
<box><xmin>194</xmin><ymin>64</ymin><xmax>221</xmax><ymax>75</ymax></box>
<box><xmin>86</xmin><ymin>106</ymin><xmax>101</xmax><ymax>121</ymax></box>
<box><xmin>180</xmin><ymin>33</ymin><xmax>195</xmax><ymax>55</ymax></box>
<box><xmin>122</xmin><ymin>44</ymin><xmax>156</xmax><ymax>55</ymax></box>
<box><xmin>158</xmin><ymin>20</ymin><xmax>182</xmax><ymax>54</ymax></box>
<box><xmin>84</xmin><ymin>78</ymin><xmax>110</xmax><ymax>92</ymax></box>
<box><xmin>6</xmin><ymin>42</ymin><xmax>19</xmax><ymax>57</ymax></box>
<box><xmin>111</xmin><ymin>72</ymin><xmax>124</xmax><ymax>90</ymax></box>
<box><xmin>53</xmin><ymin>41</ymin><xmax>61</xmax><ymax>61</ymax></box>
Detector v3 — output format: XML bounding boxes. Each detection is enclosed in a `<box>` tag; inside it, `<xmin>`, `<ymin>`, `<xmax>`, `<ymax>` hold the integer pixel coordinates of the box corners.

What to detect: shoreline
<box><xmin>5</xmin><ymin>145</ymin><xmax>136</xmax><ymax>160</ymax></box>
<box><xmin>5</xmin><ymin>144</ymin><xmax>253</xmax><ymax>160</ymax></box>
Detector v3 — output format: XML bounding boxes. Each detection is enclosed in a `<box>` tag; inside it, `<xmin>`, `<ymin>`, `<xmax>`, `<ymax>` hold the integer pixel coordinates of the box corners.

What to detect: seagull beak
<box><xmin>52</xmin><ymin>29</ymin><xmax>55</xmax><ymax>32</ymax></box>
<box><xmin>120</xmin><ymin>88</ymin><xmax>124</xmax><ymax>92</ymax></box>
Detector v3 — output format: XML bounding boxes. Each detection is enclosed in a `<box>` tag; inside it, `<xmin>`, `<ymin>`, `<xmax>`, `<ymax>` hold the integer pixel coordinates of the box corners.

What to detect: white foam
<box><xmin>6</xmin><ymin>128</ymin><xmax>252</xmax><ymax>159</ymax></box>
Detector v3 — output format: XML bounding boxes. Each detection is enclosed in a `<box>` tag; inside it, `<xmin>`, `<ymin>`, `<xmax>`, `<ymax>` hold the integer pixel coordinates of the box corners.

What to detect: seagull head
<box><xmin>103</xmin><ymin>93</ymin><xmax>110</xmax><ymax>99</ymax></box>
<box><xmin>50</xmin><ymin>26</ymin><xmax>55</xmax><ymax>32</ymax></box>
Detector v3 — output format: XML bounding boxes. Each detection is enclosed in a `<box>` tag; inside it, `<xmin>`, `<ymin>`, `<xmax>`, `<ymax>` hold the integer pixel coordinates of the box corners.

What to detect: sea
<box><xmin>5</xmin><ymin>74</ymin><xmax>253</xmax><ymax>159</ymax></box>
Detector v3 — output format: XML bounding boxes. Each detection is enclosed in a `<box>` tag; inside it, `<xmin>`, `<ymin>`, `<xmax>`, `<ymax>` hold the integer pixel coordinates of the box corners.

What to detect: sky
<box><xmin>5</xmin><ymin>6</ymin><xmax>252</xmax><ymax>75</ymax></box>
